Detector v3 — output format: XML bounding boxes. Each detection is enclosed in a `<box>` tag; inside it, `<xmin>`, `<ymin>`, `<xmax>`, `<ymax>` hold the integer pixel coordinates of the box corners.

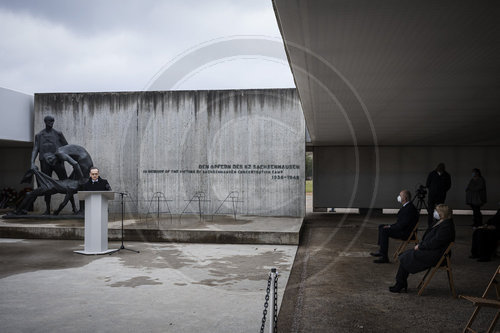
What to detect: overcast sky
<box><xmin>0</xmin><ymin>0</ymin><xmax>295</xmax><ymax>94</ymax></box>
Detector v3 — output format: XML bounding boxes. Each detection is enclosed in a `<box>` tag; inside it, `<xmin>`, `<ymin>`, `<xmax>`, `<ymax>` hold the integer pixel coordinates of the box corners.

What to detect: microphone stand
<box><xmin>110</xmin><ymin>192</ymin><xmax>139</xmax><ymax>254</ymax></box>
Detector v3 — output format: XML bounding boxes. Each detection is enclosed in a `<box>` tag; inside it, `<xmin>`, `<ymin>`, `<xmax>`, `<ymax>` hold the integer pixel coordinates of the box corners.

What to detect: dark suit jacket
<box><xmin>390</xmin><ymin>202</ymin><xmax>419</xmax><ymax>239</ymax></box>
<box><xmin>466</xmin><ymin>177</ymin><xmax>487</xmax><ymax>206</ymax></box>
<box><xmin>81</xmin><ymin>177</ymin><xmax>111</xmax><ymax>191</ymax></box>
<box><xmin>400</xmin><ymin>218</ymin><xmax>455</xmax><ymax>274</ymax></box>
<box><xmin>426</xmin><ymin>170</ymin><xmax>451</xmax><ymax>203</ymax></box>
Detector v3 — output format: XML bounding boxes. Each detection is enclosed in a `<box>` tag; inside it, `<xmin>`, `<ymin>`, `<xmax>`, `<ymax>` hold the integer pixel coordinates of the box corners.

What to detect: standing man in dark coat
<box><xmin>466</xmin><ymin>168</ymin><xmax>487</xmax><ymax>227</ymax></box>
<box><xmin>31</xmin><ymin>115</ymin><xmax>70</xmax><ymax>214</ymax></box>
<box><xmin>389</xmin><ymin>204</ymin><xmax>455</xmax><ymax>293</ymax></box>
<box><xmin>426</xmin><ymin>163</ymin><xmax>451</xmax><ymax>227</ymax></box>
<box><xmin>81</xmin><ymin>167</ymin><xmax>111</xmax><ymax>191</ymax></box>
<box><xmin>370</xmin><ymin>189</ymin><xmax>420</xmax><ymax>263</ymax></box>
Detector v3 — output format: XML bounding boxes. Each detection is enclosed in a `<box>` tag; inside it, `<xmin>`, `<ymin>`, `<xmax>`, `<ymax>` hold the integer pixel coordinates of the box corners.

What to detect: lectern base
<box><xmin>74</xmin><ymin>249</ymin><xmax>118</xmax><ymax>255</ymax></box>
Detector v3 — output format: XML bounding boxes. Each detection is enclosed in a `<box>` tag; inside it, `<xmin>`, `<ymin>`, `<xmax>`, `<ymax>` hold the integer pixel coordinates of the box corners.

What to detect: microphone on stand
<box><xmin>109</xmin><ymin>190</ymin><xmax>139</xmax><ymax>254</ymax></box>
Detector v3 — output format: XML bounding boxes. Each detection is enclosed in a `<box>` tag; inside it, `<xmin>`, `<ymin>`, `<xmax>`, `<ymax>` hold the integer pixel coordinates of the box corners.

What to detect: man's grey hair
<box><xmin>402</xmin><ymin>189</ymin><xmax>412</xmax><ymax>202</ymax></box>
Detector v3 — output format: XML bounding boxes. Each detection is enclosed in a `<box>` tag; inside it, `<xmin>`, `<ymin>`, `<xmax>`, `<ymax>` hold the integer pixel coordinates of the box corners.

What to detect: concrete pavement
<box><xmin>2</xmin><ymin>210</ymin><xmax>499</xmax><ymax>332</ymax></box>
<box><xmin>0</xmin><ymin>239</ymin><xmax>296</xmax><ymax>333</ymax></box>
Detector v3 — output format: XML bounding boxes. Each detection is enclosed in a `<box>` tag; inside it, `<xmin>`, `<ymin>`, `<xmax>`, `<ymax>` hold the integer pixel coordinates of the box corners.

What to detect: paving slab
<box><xmin>0</xmin><ymin>239</ymin><xmax>297</xmax><ymax>333</ymax></box>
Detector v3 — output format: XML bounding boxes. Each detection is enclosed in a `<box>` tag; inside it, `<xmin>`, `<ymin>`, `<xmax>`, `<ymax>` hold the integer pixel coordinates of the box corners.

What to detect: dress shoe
<box><xmin>373</xmin><ymin>257</ymin><xmax>389</xmax><ymax>263</ymax></box>
<box><xmin>389</xmin><ymin>282</ymin><xmax>408</xmax><ymax>293</ymax></box>
<box><xmin>370</xmin><ymin>252</ymin><xmax>383</xmax><ymax>257</ymax></box>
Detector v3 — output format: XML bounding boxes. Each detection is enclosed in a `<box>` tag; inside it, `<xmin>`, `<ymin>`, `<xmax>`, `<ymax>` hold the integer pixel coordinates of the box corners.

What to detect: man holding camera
<box><xmin>370</xmin><ymin>189</ymin><xmax>419</xmax><ymax>263</ymax></box>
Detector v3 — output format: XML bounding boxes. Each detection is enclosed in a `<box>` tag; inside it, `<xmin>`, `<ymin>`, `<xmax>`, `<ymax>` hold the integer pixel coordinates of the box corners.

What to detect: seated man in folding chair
<box><xmin>370</xmin><ymin>189</ymin><xmax>419</xmax><ymax>263</ymax></box>
<box><xmin>389</xmin><ymin>204</ymin><xmax>455</xmax><ymax>293</ymax></box>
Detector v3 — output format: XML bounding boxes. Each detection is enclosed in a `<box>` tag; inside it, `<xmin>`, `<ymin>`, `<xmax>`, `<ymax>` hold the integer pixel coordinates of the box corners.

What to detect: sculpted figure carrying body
<box><xmin>44</xmin><ymin>144</ymin><xmax>94</xmax><ymax>214</ymax></box>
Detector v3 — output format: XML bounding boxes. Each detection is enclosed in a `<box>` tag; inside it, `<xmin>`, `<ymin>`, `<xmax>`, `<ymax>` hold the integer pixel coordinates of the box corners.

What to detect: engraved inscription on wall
<box><xmin>143</xmin><ymin>163</ymin><xmax>301</xmax><ymax>181</ymax></box>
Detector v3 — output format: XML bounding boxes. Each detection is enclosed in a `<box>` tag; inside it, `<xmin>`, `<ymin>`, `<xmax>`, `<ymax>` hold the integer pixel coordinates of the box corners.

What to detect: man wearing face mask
<box><xmin>370</xmin><ymin>189</ymin><xmax>420</xmax><ymax>263</ymax></box>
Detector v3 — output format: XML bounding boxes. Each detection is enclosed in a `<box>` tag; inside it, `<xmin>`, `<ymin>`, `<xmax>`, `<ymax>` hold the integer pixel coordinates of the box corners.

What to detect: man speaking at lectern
<box><xmin>81</xmin><ymin>167</ymin><xmax>111</xmax><ymax>191</ymax></box>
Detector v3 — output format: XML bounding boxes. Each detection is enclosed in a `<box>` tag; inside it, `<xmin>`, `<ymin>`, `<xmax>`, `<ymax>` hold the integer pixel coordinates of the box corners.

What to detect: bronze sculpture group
<box><xmin>12</xmin><ymin>116</ymin><xmax>93</xmax><ymax>216</ymax></box>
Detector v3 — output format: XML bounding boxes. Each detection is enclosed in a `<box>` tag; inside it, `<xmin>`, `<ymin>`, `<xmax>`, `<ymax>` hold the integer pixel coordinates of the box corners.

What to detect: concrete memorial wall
<box><xmin>34</xmin><ymin>89</ymin><xmax>305</xmax><ymax>217</ymax></box>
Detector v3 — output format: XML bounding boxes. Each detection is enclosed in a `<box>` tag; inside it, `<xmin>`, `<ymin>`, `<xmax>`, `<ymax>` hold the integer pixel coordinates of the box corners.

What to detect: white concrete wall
<box><xmin>0</xmin><ymin>87</ymin><xmax>34</xmax><ymax>194</ymax></box>
<box><xmin>0</xmin><ymin>87</ymin><xmax>33</xmax><ymax>142</ymax></box>
<box><xmin>34</xmin><ymin>89</ymin><xmax>305</xmax><ymax>216</ymax></box>
<box><xmin>313</xmin><ymin>146</ymin><xmax>500</xmax><ymax>210</ymax></box>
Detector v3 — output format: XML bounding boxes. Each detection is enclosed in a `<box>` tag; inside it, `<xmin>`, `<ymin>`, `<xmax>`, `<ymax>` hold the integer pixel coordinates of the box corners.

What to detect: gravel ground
<box><xmin>278</xmin><ymin>213</ymin><xmax>500</xmax><ymax>333</ymax></box>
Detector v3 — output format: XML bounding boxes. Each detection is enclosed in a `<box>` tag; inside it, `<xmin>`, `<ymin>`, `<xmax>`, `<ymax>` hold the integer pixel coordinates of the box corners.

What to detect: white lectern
<box><xmin>75</xmin><ymin>191</ymin><xmax>117</xmax><ymax>255</ymax></box>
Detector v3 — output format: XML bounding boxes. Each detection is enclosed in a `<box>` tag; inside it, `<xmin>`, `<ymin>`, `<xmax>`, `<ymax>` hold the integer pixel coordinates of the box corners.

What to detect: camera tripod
<box><xmin>413</xmin><ymin>194</ymin><xmax>428</xmax><ymax>211</ymax></box>
<box><xmin>110</xmin><ymin>192</ymin><xmax>139</xmax><ymax>254</ymax></box>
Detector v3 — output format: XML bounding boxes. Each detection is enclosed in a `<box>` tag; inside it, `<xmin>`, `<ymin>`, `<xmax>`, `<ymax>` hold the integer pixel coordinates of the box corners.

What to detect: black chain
<box><xmin>260</xmin><ymin>273</ymin><xmax>272</xmax><ymax>333</ymax></box>
<box><xmin>273</xmin><ymin>272</ymin><xmax>279</xmax><ymax>333</ymax></box>
<box><xmin>260</xmin><ymin>270</ymin><xmax>279</xmax><ymax>333</ymax></box>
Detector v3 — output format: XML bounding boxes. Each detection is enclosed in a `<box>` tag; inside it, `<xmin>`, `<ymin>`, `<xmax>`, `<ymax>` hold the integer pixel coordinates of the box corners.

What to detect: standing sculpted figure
<box><xmin>31</xmin><ymin>115</ymin><xmax>74</xmax><ymax>214</ymax></box>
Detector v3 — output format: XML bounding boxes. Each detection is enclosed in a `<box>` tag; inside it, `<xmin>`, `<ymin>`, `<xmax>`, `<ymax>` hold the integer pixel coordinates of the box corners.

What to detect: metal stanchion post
<box><xmin>269</xmin><ymin>268</ymin><xmax>276</xmax><ymax>333</ymax></box>
<box><xmin>270</xmin><ymin>268</ymin><xmax>278</xmax><ymax>333</ymax></box>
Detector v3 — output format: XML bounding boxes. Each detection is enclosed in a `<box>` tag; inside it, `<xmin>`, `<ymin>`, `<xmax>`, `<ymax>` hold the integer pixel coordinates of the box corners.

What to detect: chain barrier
<box><xmin>260</xmin><ymin>268</ymin><xmax>279</xmax><ymax>333</ymax></box>
<box><xmin>260</xmin><ymin>273</ymin><xmax>272</xmax><ymax>333</ymax></box>
<box><xmin>273</xmin><ymin>269</ymin><xmax>278</xmax><ymax>333</ymax></box>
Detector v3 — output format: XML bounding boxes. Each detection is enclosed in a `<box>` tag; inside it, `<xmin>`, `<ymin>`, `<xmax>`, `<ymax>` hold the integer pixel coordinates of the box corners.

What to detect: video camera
<box><xmin>415</xmin><ymin>185</ymin><xmax>427</xmax><ymax>200</ymax></box>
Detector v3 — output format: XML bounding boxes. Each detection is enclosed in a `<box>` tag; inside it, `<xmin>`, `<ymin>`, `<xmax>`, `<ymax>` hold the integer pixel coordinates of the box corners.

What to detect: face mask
<box><xmin>397</xmin><ymin>195</ymin><xmax>402</xmax><ymax>203</ymax></box>
<box><xmin>433</xmin><ymin>210</ymin><xmax>440</xmax><ymax>220</ymax></box>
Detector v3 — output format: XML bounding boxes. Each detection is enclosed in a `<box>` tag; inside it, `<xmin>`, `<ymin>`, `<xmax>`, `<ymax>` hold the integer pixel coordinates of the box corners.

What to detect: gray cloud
<box><xmin>0</xmin><ymin>0</ymin><xmax>294</xmax><ymax>93</ymax></box>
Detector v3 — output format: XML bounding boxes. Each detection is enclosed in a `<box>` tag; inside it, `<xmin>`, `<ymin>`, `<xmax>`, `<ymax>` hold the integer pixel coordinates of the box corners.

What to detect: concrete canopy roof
<box><xmin>272</xmin><ymin>0</ymin><xmax>500</xmax><ymax>146</ymax></box>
